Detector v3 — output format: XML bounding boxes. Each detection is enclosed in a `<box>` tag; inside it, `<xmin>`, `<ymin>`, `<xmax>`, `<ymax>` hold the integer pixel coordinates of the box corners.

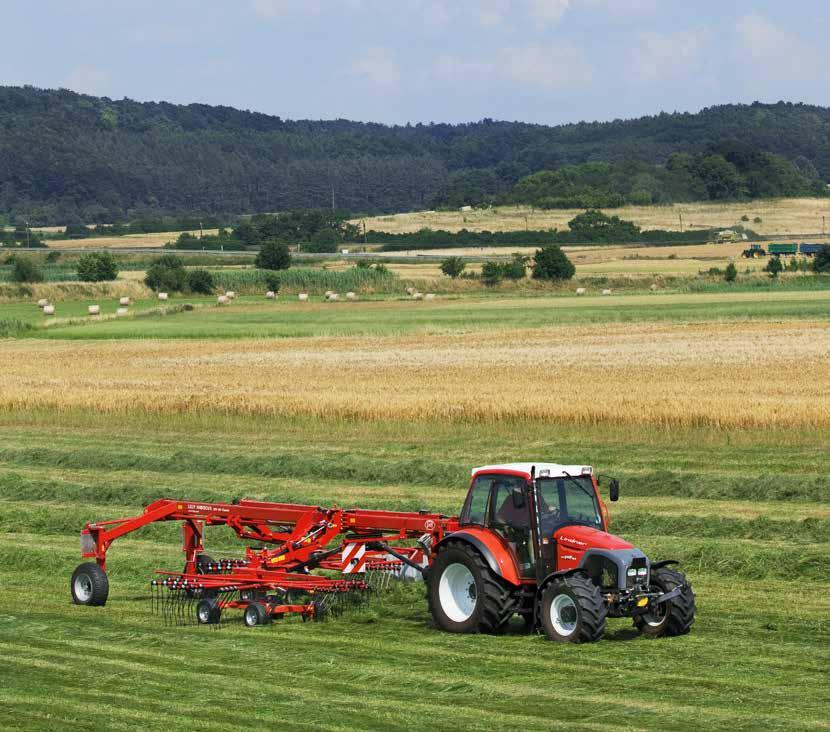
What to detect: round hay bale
<box><xmin>158</xmin><ymin>292</ymin><xmax>168</xmax><ymax>301</ymax></box>
<box><xmin>225</xmin><ymin>291</ymin><xmax>236</xmax><ymax>299</ymax></box>
<box><xmin>37</xmin><ymin>298</ymin><xmax>49</xmax><ymax>308</ymax></box>
<box><xmin>327</xmin><ymin>292</ymin><xmax>340</xmax><ymax>301</ymax></box>
<box><xmin>412</xmin><ymin>292</ymin><xmax>424</xmax><ymax>300</ymax></box>
<box><xmin>298</xmin><ymin>293</ymin><xmax>309</xmax><ymax>301</ymax></box>
<box><xmin>116</xmin><ymin>307</ymin><xmax>128</xmax><ymax>317</ymax></box>
<box><xmin>324</xmin><ymin>290</ymin><xmax>334</xmax><ymax>298</ymax></box>
<box><xmin>424</xmin><ymin>293</ymin><xmax>436</xmax><ymax>300</ymax></box>
<box><xmin>575</xmin><ymin>287</ymin><xmax>586</xmax><ymax>296</ymax></box>
<box><xmin>119</xmin><ymin>297</ymin><xmax>131</xmax><ymax>306</ymax></box>
<box><xmin>217</xmin><ymin>295</ymin><xmax>229</xmax><ymax>305</ymax></box>
<box><xmin>266</xmin><ymin>291</ymin><xmax>276</xmax><ymax>299</ymax></box>
<box><xmin>43</xmin><ymin>305</ymin><xmax>55</xmax><ymax>316</ymax></box>
<box><xmin>345</xmin><ymin>292</ymin><xmax>357</xmax><ymax>300</ymax></box>
<box><xmin>88</xmin><ymin>305</ymin><xmax>100</xmax><ymax>315</ymax></box>
<box><xmin>602</xmin><ymin>289</ymin><xmax>612</xmax><ymax>296</ymax></box>
<box><xmin>650</xmin><ymin>283</ymin><xmax>659</xmax><ymax>291</ymax></box>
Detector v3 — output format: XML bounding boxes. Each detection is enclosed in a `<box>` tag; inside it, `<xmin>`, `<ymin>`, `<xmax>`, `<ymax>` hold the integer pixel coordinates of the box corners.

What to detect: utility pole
<box><xmin>362</xmin><ymin>219</ymin><xmax>367</xmax><ymax>244</ymax></box>
<box><xmin>331</xmin><ymin>186</ymin><xmax>335</xmax><ymax>213</ymax></box>
<box><xmin>199</xmin><ymin>221</ymin><xmax>203</xmax><ymax>239</ymax></box>
<box><xmin>679</xmin><ymin>212</ymin><xmax>683</xmax><ymax>233</ymax></box>
<box><xmin>823</xmin><ymin>215</ymin><xmax>826</xmax><ymax>236</ymax></box>
<box><xmin>24</xmin><ymin>219</ymin><xmax>30</xmax><ymax>248</ymax></box>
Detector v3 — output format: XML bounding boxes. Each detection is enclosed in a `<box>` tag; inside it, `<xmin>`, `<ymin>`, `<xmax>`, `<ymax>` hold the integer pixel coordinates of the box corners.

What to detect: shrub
<box><xmin>740</xmin><ymin>214</ymin><xmax>750</xmax><ymax>222</ymax></box>
<box><xmin>186</xmin><ymin>268</ymin><xmax>215</xmax><ymax>294</ymax></box>
<box><xmin>440</xmin><ymin>256</ymin><xmax>466</xmax><ymax>278</ymax></box>
<box><xmin>724</xmin><ymin>262</ymin><xmax>737</xmax><ymax>282</ymax></box>
<box><xmin>76</xmin><ymin>251</ymin><xmax>119</xmax><ymax>282</ymax></box>
<box><xmin>145</xmin><ymin>254</ymin><xmax>187</xmax><ymax>292</ymax></box>
<box><xmin>502</xmin><ymin>253</ymin><xmax>527</xmax><ymax>280</ymax></box>
<box><xmin>11</xmin><ymin>256</ymin><xmax>43</xmax><ymax>283</ymax></box>
<box><xmin>532</xmin><ymin>245</ymin><xmax>575</xmax><ymax>280</ymax></box>
<box><xmin>45</xmin><ymin>250</ymin><xmax>61</xmax><ymax>263</ymax></box>
<box><xmin>813</xmin><ymin>245</ymin><xmax>830</xmax><ymax>273</ymax></box>
<box><xmin>264</xmin><ymin>272</ymin><xmax>281</xmax><ymax>292</ymax></box>
<box><xmin>764</xmin><ymin>256</ymin><xmax>783</xmax><ymax>278</ymax></box>
<box><xmin>481</xmin><ymin>261</ymin><xmax>503</xmax><ymax>286</ymax></box>
<box><xmin>255</xmin><ymin>239</ymin><xmax>291</xmax><ymax>270</ymax></box>
<box><xmin>754</xmin><ymin>217</ymin><xmax>763</xmax><ymax>224</ymax></box>
<box><xmin>306</xmin><ymin>228</ymin><xmax>339</xmax><ymax>253</ymax></box>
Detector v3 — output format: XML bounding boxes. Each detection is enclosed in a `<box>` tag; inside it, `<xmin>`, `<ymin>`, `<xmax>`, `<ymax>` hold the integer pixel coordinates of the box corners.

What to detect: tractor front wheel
<box><xmin>635</xmin><ymin>567</ymin><xmax>695</xmax><ymax>637</ymax></box>
<box><xmin>427</xmin><ymin>541</ymin><xmax>516</xmax><ymax>634</ymax></box>
<box><xmin>539</xmin><ymin>573</ymin><xmax>606</xmax><ymax>643</ymax></box>
<box><xmin>71</xmin><ymin>562</ymin><xmax>109</xmax><ymax>606</ymax></box>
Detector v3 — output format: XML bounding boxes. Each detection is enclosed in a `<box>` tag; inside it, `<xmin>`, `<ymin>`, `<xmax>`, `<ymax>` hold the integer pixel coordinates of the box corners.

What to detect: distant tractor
<box><xmin>741</xmin><ymin>244</ymin><xmax>766</xmax><ymax>258</ymax></box>
<box><xmin>768</xmin><ymin>243</ymin><xmax>799</xmax><ymax>256</ymax></box>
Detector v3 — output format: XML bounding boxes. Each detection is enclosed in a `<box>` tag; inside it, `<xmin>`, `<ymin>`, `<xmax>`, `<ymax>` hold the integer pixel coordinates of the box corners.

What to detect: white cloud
<box><xmin>64</xmin><ymin>65</ymin><xmax>114</xmax><ymax>96</ymax></box>
<box><xmin>431</xmin><ymin>41</ymin><xmax>591</xmax><ymax>91</ymax></box>
<box><xmin>343</xmin><ymin>46</ymin><xmax>401</xmax><ymax>91</ymax></box>
<box><xmin>735</xmin><ymin>12</ymin><xmax>821</xmax><ymax>82</ymax></box>
<box><xmin>629</xmin><ymin>27</ymin><xmax>713</xmax><ymax>84</ymax></box>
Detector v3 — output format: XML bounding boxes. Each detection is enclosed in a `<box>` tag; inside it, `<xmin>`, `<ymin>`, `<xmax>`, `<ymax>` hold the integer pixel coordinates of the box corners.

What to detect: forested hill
<box><xmin>2</xmin><ymin>85</ymin><xmax>829</xmax><ymax>224</ymax></box>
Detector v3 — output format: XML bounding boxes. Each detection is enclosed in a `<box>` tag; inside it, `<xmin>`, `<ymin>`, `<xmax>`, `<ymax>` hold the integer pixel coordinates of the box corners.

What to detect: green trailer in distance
<box><xmin>768</xmin><ymin>243</ymin><xmax>798</xmax><ymax>256</ymax></box>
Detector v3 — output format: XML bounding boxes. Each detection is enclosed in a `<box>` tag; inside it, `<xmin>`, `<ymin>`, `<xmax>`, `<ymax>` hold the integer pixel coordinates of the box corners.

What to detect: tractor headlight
<box><xmin>627</xmin><ymin>568</ymin><xmax>637</xmax><ymax>577</ymax></box>
<box><xmin>637</xmin><ymin>568</ymin><xmax>648</xmax><ymax>578</ymax></box>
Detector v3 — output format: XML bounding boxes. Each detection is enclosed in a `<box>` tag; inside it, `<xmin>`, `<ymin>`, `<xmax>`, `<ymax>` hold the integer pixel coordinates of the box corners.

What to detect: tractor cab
<box><xmin>460</xmin><ymin>463</ymin><xmax>616</xmax><ymax>581</ymax></box>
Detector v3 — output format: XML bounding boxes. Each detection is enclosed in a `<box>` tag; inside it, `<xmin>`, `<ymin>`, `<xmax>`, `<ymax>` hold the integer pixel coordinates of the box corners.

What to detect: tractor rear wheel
<box><xmin>635</xmin><ymin>567</ymin><xmax>695</xmax><ymax>637</ymax></box>
<box><xmin>71</xmin><ymin>562</ymin><xmax>109</xmax><ymax>606</ymax></box>
<box><xmin>427</xmin><ymin>541</ymin><xmax>517</xmax><ymax>634</ymax></box>
<box><xmin>539</xmin><ymin>573</ymin><xmax>606</xmax><ymax>643</ymax></box>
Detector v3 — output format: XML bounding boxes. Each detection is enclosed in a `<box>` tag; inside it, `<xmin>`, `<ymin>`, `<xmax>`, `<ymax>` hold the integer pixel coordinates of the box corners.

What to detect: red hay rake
<box><xmin>72</xmin><ymin>497</ymin><xmax>458</xmax><ymax>627</ymax></box>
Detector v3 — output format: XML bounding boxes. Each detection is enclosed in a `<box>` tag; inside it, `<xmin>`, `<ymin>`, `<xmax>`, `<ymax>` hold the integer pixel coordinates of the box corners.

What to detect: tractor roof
<box><xmin>471</xmin><ymin>463</ymin><xmax>592</xmax><ymax>479</ymax></box>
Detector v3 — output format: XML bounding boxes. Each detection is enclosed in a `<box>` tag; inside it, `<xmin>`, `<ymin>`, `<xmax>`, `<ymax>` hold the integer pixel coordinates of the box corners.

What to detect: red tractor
<box><xmin>426</xmin><ymin>463</ymin><xmax>695</xmax><ymax>642</ymax></box>
<box><xmin>70</xmin><ymin>462</ymin><xmax>694</xmax><ymax>642</ymax></box>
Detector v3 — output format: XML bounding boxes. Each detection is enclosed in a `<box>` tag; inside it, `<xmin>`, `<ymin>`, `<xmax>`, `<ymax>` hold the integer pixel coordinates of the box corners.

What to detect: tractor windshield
<box><xmin>536</xmin><ymin>477</ymin><xmax>603</xmax><ymax>535</ymax></box>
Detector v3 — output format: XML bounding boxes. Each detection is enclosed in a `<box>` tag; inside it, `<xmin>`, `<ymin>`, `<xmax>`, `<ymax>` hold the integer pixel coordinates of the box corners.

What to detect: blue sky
<box><xmin>4</xmin><ymin>1</ymin><xmax>827</xmax><ymax>125</ymax></box>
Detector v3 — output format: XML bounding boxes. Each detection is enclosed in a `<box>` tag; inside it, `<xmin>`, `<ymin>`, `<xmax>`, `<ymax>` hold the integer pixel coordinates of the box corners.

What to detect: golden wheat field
<box><xmin>2</xmin><ymin>320</ymin><xmax>828</xmax><ymax>428</ymax></box>
<box><xmin>45</xmin><ymin>230</ymin><xmax>219</xmax><ymax>250</ymax></box>
<box><xmin>358</xmin><ymin>198</ymin><xmax>830</xmax><ymax>236</ymax></box>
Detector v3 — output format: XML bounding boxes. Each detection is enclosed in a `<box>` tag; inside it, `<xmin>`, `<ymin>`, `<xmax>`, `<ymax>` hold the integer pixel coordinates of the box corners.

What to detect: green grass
<box><xmin>0</xmin><ymin>413</ymin><xmax>827</xmax><ymax>730</ymax></box>
<box><xmin>211</xmin><ymin>265</ymin><xmax>400</xmax><ymax>295</ymax></box>
<box><xmin>14</xmin><ymin>288</ymin><xmax>830</xmax><ymax>340</ymax></box>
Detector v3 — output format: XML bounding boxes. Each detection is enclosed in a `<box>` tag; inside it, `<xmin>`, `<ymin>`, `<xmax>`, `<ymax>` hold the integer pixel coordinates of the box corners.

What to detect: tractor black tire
<box><xmin>427</xmin><ymin>541</ymin><xmax>517</xmax><ymax>634</ymax></box>
<box><xmin>196</xmin><ymin>598</ymin><xmax>221</xmax><ymax>625</ymax></box>
<box><xmin>71</xmin><ymin>562</ymin><xmax>109</xmax><ymax>606</ymax></box>
<box><xmin>243</xmin><ymin>602</ymin><xmax>270</xmax><ymax>628</ymax></box>
<box><xmin>635</xmin><ymin>567</ymin><xmax>695</xmax><ymax>638</ymax></box>
<box><xmin>539</xmin><ymin>573</ymin><xmax>606</xmax><ymax>643</ymax></box>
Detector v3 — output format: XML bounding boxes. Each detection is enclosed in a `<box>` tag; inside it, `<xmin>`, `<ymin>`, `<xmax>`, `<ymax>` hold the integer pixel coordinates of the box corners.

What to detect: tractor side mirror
<box><xmin>511</xmin><ymin>486</ymin><xmax>526</xmax><ymax>509</ymax></box>
<box><xmin>609</xmin><ymin>479</ymin><xmax>620</xmax><ymax>502</ymax></box>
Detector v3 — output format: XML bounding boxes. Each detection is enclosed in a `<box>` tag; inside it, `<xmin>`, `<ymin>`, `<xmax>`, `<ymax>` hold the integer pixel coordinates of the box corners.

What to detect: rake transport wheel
<box><xmin>70</xmin><ymin>562</ymin><xmax>109</xmax><ymax>606</ymax></box>
<box><xmin>635</xmin><ymin>567</ymin><xmax>695</xmax><ymax>638</ymax></box>
<box><xmin>196</xmin><ymin>598</ymin><xmax>221</xmax><ymax>625</ymax></box>
<box><xmin>243</xmin><ymin>602</ymin><xmax>270</xmax><ymax>628</ymax></box>
<box><xmin>539</xmin><ymin>573</ymin><xmax>606</xmax><ymax>643</ymax></box>
<box><xmin>427</xmin><ymin>541</ymin><xmax>516</xmax><ymax>634</ymax></box>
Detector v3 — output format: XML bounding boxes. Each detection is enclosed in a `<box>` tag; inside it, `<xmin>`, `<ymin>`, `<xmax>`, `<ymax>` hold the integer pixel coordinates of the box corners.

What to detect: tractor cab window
<box><xmin>463</xmin><ymin>474</ymin><xmax>495</xmax><ymax>525</ymax></box>
<box><xmin>536</xmin><ymin>477</ymin><xmax>602</xmax><ymax>535</ymax></box>
<box><xmin>489</xmin><ymin>476</ymin><xmax>535</xmax><ymax>576</ymax></box>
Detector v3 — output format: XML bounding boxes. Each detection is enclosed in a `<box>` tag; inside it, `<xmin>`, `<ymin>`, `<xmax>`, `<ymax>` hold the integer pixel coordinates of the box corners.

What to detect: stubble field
<box><xmin>0</xmin><ymin>287</ymin><xmax>828</xmax><ymax>730</ymax></box>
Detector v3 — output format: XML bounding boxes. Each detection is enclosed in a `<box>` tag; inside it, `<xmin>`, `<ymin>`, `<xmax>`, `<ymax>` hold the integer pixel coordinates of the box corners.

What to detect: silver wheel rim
<box><xmin>245</xmin><ymin>607</ymin><xmax>258</xmax><ymax>626</ymax></box>
<box><xmin>550</xmin><ymin>594</ymin><xmax>578</xmax><ymax>636</ymax></box>
<box><xmin>439</xmin><ymin>563</ymin><xmax>477</xmax><ymax>622</ymax></box>
<box><xmin>644</xmin><ymin>601</ymin><xmax>668</xmax><ymax>627</ymax></box>
<box><xmin>74</xmin><ymin>574</ymin><xmax>93</xmax><ymax>602</ymax></box>
<box><xmin>198</xmin><ymin>604</ymin><xmax>211</xmax><ymax>623</ymax></box>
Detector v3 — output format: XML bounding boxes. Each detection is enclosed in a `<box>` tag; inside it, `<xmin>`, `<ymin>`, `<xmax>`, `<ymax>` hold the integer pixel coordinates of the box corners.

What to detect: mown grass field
<box><xmin>1</xmin><ymin>286</ymin><xmax>828</xmax><ymax>730</ymax></box>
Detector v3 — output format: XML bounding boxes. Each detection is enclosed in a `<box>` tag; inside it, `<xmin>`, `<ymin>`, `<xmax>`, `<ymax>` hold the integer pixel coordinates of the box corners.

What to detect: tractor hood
<box><xmin>554</xmin><ymin>524</ymin><xmax>634</xmax><ymax>552</ymax></box>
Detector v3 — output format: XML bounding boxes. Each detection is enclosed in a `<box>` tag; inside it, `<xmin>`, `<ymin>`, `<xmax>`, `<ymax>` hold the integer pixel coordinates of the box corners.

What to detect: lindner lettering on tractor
<box><xmin>71</xmin><ymin>463</ymin><xmax>695</xmax><ymax>641</ymax></box>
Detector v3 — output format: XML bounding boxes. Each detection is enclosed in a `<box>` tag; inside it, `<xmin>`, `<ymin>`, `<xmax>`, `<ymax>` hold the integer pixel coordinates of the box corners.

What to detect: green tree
<box><xmin>255</xmin><ymin>240</ymin><xmax>291</xmax><ymax>270</ymax></box>
<box><xmin>64</xmin><ymin>223</ymin><xmax>90</xmax><ymax>239</ymax></box>
<box><xmin>264</xmin><ymin>272</ymin><xmax>281</xmax><ymax>292</ymax></box>
<box><xmin>186</xmin><ymin>268</ymin><xmax>215</xmax><ymax>294</ymax></box>
<box><xmin>440</xmin><ymin>256</ymin><xmax>465</xmax><ymax>278</ymax></box>
<box><xmin>76</xmin><ymin>251</ymin><xmax>118</xmax><ymax>281</ymax></box>
<box><xmin>144</xmin><ymin>254</ymin><xmax>187</xmax><ymax>292</ymax></box>
<box><xmin>532</xmin><ymin>245</ymin><xmax>575</xmax><ymax>280</ymax></box>
<box><xmin>307</xmin><ymin>228</ymin><xmax>339</xmax><ymax>253</ymax></box>
<box><xmin>481</xmin><ymin>261</ymin><xmax>503</xmax><ymax>286</ymax></box>
<box><xmin>724</xmin><ymin>262</ymin><xmax>737</xmax><ymax>282</ymax></box>
<box><xmin>813</xmin><ymin>245</ymin><xmax>830</xmax><ymax>273</ymax></box>
<box><xmin>502</xmin><ymin>253</ymin><xmax>527</xmax><ymax>280</ymax></box>
<box><xmin>11</xmin><ymin>256</ymin><xmax>43</xmax><ymax>283</ymax></box>
<box><xmin>764</xmin><ymin>256</ymin><xmax>783</xmax><ymax>278</ymax></box>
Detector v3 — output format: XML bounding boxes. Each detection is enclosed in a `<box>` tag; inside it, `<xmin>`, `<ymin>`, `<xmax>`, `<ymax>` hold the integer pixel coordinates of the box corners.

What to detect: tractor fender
<box><xmin>435</xmin><ymin>529</ymin><xmax>522</xmax><ymax>586</ymax></box>
<box><xmin>650</xmin><ymin>559</ymin><xmax>679</xmax><ymax>570</ymax></box>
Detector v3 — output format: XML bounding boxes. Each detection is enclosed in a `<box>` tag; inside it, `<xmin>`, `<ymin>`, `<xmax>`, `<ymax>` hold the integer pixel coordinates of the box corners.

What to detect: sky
<box><xmin>4</xmin><ymin>0</ymin><xmax>828</xmax><ymax>126</ymax></box>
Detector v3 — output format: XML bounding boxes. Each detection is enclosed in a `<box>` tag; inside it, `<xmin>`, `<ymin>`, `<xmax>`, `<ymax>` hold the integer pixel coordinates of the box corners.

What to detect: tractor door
<box><xmin>488</xmin><ymin>477</ymin><xmax>535</xmax><ymax>578</ymax></box>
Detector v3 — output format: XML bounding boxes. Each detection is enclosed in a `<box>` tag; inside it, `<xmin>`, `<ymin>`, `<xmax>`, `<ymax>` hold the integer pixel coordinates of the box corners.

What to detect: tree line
<box><xmin>1</xmin><ymin>86</ymin><xmax>829</xmax><ymax>225</ymax></box>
